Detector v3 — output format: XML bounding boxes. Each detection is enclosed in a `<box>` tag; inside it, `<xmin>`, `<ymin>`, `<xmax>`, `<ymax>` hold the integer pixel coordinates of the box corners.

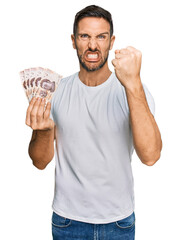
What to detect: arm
<box><xmin>125</xmin><ymin>81</ymin><xmax>162</xmax><ymax>165</ymax></box>
<box><xmin>26</xmin><ymin>97</ymin><xmax>55</xmax><ymax>170</ymax></box>
<box><xmin>112</xmin><ymin>46</ymin><xmax>162</xmax><ymax>166</ymax></box>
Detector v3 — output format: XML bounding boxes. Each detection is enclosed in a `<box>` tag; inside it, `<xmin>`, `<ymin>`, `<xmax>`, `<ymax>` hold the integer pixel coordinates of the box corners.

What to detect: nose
<box><xmin>88</xmin><ymin>38</ymin><xmax>98</xmax><ymax>51</ymax></box>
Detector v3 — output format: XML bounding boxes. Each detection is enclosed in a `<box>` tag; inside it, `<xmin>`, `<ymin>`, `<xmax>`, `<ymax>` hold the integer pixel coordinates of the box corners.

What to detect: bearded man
<box><xmin>26</xmin><ymin>5</ymin><xmax>162</xmax><ymax>240</ymax></box>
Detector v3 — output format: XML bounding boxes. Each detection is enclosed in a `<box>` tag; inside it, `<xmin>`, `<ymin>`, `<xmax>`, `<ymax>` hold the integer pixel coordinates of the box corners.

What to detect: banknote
<box><xmin>20</xmin><ymin>67</ymin><xmax>62</xmax><ymax>103</ymax></box>
<box><xmin>19</xmin><ymin>70</ymin><xmax>29</xmax><ymax>100</ymax></box>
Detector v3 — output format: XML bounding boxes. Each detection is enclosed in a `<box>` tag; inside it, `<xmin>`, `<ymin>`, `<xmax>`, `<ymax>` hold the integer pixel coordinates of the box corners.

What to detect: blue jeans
<box><xmin>52</xmin><ymin>211</ymin><xmax>135</xmax><ymax>240</ymax></box>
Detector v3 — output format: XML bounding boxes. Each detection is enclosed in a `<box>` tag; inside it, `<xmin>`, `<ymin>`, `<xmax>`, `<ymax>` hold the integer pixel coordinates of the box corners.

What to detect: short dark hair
<box><xmin>73</xmin><ymin>5</ymin><xmax>114</xmax><ymax>37</ymax></box>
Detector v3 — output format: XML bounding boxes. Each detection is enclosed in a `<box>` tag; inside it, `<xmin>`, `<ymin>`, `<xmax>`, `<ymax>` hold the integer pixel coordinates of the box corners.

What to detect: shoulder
<box><xmin>112</xmin><ymin>73</ymin><xmax>130</xmax><ymax>118</ymax></box>
<box><xmin>58</xmin><ymin>72</ymin><xmax>78</xmax><ymax>86</ymax></box>
<box><xmin>53</xmin><ymin>72</ymin><xmax>77</xmax><ymax>96</ymax></box>
<box><xmin>113</xmin><ymin>73</ymin><xmax>155</xmax><ymax>116</ymax></box>
<box><xmin>50</xmin><ymin>72</ymin><xmax>78</xmax><ymax>110</ymax></box>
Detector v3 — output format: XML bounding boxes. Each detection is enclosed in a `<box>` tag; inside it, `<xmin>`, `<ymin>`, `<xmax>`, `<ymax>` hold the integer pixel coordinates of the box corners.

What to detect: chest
<box><xmin>53</xmin><ymin>83</ymin><xmax>130</xmax><ymax>139</ymax></box>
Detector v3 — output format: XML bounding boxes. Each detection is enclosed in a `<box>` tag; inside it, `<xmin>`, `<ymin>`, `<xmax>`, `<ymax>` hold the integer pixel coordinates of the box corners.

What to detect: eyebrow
<box><xmin>77</xmin><ymin>32</ymin><xmax>109</xmax><ymax>36</ymax></box>
<box><xmin>97</xmin><ymin>32</ymin><xmax>109</xmax><ymax>36</ymax></box>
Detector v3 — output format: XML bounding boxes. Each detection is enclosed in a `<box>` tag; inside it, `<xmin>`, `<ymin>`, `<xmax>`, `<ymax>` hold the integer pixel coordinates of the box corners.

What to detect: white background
<box><xmin>0</xmin><ymin>0</ymin><xmax>182</xmax><ymax>239</ymax></box>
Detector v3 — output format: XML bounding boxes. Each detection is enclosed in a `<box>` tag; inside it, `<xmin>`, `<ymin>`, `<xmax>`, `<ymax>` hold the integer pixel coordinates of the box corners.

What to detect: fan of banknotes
<box><xmin>19</xmin><ymin>67</ymin><xmax>62</xmax><ymax>103</ymax></box>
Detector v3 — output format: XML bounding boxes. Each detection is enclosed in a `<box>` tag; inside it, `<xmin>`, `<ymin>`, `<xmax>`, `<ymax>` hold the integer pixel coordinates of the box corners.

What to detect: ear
<box><xmin>109</xmin><ymin>35</ymin><xmax>115</xmax><ymax>50</ymax></box>
<box><xmin>71</xmin><ymin>34</ymin><xmax>76</xmax><ymax>49</ymax></box>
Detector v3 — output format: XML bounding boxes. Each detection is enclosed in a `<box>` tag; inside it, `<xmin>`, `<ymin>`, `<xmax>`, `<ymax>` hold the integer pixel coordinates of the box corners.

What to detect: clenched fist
<box><xmin>26</xmin><ymin>97</ymin><xmax>54</xmax><ymax>130</ymax></box>
<box><xmin>112</xmin><ymin>46</ymin><xmax>142</xmax><ymax>90</ymax></box>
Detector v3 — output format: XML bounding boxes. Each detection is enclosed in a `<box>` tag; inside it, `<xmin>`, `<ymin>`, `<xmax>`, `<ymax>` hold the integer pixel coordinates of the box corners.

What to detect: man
<box><xmin>26</xmin><ymin>5</ymin><xmax>162</xmax><ymax>240</ymax></box>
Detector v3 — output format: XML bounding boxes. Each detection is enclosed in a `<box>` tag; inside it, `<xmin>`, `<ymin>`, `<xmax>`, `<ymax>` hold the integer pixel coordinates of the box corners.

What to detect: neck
<box><xmin>78</xmin><ymin>63</ymin><xmax>112</xmax><ymax>86</ymax></box>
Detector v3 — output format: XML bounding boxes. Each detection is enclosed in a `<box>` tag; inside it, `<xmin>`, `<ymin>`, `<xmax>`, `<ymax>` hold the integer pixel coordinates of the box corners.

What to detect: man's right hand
<box><xmin>26</xmin><ymin>97</ymin><xmax>54</xmax><ymax>130</ymax></box>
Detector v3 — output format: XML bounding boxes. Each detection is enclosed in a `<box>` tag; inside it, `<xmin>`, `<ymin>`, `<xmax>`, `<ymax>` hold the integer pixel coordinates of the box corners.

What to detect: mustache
<box><xmin>85</xmin><ymin>48</ymin><xmax>101</xmax><ymax>53</ymax></box>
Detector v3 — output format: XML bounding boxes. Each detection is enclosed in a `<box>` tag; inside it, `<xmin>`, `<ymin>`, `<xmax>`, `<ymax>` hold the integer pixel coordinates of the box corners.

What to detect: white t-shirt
<box><xmin>51</xmin><ymin>72</ymin><xmax>155</xmax><ymax>224</ymax></box>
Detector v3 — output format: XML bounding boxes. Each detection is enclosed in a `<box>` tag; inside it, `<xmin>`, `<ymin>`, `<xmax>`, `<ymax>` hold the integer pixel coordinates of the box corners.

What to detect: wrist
<box><xmin>124</xmin><ymin>77</ymin><xmax>143</xmax><ymax>95</ymax></box>
<box><xmin>36</xmin><ymin>128</ymin><xmax>54</xmax><ymax>138</ymax></box>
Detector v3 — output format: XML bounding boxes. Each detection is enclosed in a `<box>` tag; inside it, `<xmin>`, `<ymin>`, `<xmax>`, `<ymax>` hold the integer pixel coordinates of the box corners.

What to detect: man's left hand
<box><xmin>112</xmin><ymin>46</ymin><xmax>142</xmax><ymax>90</ymax></box>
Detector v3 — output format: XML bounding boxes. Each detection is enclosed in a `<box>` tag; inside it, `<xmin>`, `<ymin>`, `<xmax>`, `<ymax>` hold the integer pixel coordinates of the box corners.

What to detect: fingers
<box><xmin>26</xmin><ymin>97</ymin><xmax>46</xmax><ymax>127</ymax></box>
<box><xmin>112</xmin><ymin>53</ymin><xmax>130</xmax><ymax>67</ymax></box>
<box><xmin>36</xmin><ymin>98</ymin><xmax>46</xmax><ymax>124</ymax></box>
<box><xmin>115</xmin><ymin>49</ymin><xmax>120</xmax><ymax>54</ymax></box>
<box><xmin>115</xmin><ymin>47</ymin><xmax>141</xmax><ymax>56</ymax></box>
<box><xmin>126</xmin><ymin>46</ymin><xmax>142</xmax><ymax>57</ymax></box>
<box><xmin>111</xmin><ymin>59</ymin><xmax>117</xmax><ymax>68</ymax></box>
<box><xmin>113</xmin><ymin>47</ymin><xmax>141</xmax><ymax>66</ymax></box>
<box><xmin>115</xmin><ymin>53</ymin><xmax>128</xmax><ymax>59</ymax></box>
<box><xmin>26</xmin><ymin>97</ymin><xmax>36</xmax><ymax>126</ymax></box>
<box><xmin>114</xmin><ymin>49</ymin><xmax>131</xmax><ymax>62</ymax></box>
<box><xmin>126</xmin><ymin>46</ymin><xmax>136</xmax><ymax>52</ymax></box>
<box><xmin>43</xmin><ymin>102</ymin><xmax>51</xmax><ymax>120</ymax></box>
<box><xmin>115</xmin><ymin>49</ymin><xmax>130</xmax><ymax>55</ymax></box>
<box><xmin>30</xmin><ymin>98</ymin><xmax>42</xmax><ymax>127</ymax></box>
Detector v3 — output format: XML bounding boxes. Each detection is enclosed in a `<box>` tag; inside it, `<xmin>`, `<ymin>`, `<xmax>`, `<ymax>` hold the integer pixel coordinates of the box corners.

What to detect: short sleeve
<box><xmin>122</xmin><ymin>83</ymin><xmax>155</xmax><ymax>117</ymax></box>
<box><xmin>142</xmin><ymin>83</ymin><xmax>155</xmax><ymax>116</ymax></box>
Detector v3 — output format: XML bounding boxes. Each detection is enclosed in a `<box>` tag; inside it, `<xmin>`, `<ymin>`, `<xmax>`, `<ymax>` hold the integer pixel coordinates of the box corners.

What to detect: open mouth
<box><xmin>84</xmin><ymin>51</ymin><xmax>101</xmax><ymax>62</ymax></box>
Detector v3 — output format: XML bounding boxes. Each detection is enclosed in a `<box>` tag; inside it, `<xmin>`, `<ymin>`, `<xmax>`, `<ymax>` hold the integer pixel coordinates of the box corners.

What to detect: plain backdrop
<box><xmin>0</xmin><ymin>0</ymin><xmax>182</xmax><ymax>239</ymax></box>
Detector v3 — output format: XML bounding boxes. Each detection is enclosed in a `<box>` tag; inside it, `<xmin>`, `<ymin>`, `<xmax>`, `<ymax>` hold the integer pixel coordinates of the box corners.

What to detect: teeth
<box><xmin>87</xmin><ymin>54</ymin><xmax>98</xmax><ymax>59</ymax></box>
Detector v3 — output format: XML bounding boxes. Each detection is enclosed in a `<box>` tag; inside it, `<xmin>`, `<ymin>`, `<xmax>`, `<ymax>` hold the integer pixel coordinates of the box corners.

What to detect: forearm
<box><xmin>125</xmin><ymin>82</ymin><xmax>162</xmax><ymax>165</ymax></box>
<box><xmin>29</xmin><ymin>129</ymin><xmax>54</xmax><ymax>169</ymax></box>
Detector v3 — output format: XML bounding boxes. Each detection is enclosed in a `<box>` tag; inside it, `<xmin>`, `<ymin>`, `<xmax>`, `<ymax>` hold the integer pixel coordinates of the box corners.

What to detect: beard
<box><xmin>76</xmin><ymin>47</ymin><xmax>110</xmax><ymax>72</ymax></box>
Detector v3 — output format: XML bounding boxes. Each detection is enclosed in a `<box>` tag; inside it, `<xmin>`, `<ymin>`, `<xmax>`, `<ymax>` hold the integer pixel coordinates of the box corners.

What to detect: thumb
<box><xmin>111</xmin><ymin>58</ymin><xmax>117</xmax><ymax>67</ymax></box>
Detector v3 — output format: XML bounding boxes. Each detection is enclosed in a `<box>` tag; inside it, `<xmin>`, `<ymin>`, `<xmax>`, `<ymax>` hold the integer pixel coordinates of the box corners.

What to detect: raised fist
<box><xmin>112</xmin><ymin>46</ymin><xmax>142</xmax><ymax>89</ymax></box>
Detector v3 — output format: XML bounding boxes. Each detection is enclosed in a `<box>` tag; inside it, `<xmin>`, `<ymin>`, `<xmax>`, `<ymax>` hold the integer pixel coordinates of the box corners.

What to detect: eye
<box><xmin>97</xmin><ymin>35</ymin><xmax>106</xmax><ymax>39</ymax></box>
<box><xmin>80</xmin><ymin>34</ymin><xmax>89</xmax><ymax>39</ymax></box>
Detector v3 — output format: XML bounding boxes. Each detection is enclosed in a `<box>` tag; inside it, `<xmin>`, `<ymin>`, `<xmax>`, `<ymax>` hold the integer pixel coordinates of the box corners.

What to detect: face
<box><xmin>71</xmin><ymin>17</ymin><xmax>115</xmax><ymax>72</ymax></box>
